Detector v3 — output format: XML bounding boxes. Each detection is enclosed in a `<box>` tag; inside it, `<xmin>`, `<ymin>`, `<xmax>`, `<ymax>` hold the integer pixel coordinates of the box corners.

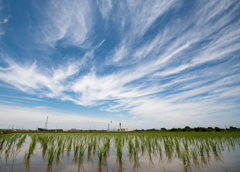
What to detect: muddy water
<box><xmin>0</xmin><ymin>134</ymin><xmax>240</xmax><ymax>172</ymax></box>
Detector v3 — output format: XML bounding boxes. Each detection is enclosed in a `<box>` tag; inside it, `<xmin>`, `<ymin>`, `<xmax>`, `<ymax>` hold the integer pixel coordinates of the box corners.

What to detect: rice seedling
<box><xmin>132</xmin><ymin>147</ymin><xmax>141</xmax><ymax>170</ymax></box>
<box><xmin>92</xmin><ymin>138</ymin><xmax>97</xmax><ymax>156</ymax></box>
<box><xmin>116</xmin><ymin>140</ymin><xmax>123</xmax><ymax>162</ymax></box>
<box><xmin>180</xmin><ymin>151</ymin><xmax>189</xmax><ymax>166</ymax></box>
<box><xmin>191</xmin><ymin>148</ymin><xmax>198</xmax><ymax>160</ymax></box>
<box><xmin>74</xmin><ymin>145</ymin><xmax>79</xmax><ymax>156</ymax></box>
<box><xmin>128</xmin><ymin>138</ymin><xmax>133</xmax><ymax>154</ymax></box>
<box><xmin>97</xmin><ymin>146</ymin><xmax>106</xmax><ymax>165</ymax></box>
<box><xmin>88</xmin><ymin>141</ymin><xmax>92</xmax><ymax>154</ymax></box>
<box><xmin>79</xmin><ymin>142</ymin><xmax>86</xmax><ymax>160</ymax></box>
<box><xmin>66</xmin><ymin>138</ymin><xmax>72</xmax><ymax>158</ymax></box>
<box><xmin>158</xmin><ymin>144</ymin><xmax>163</xmax><ymax>160</ymax></box>
<box><xmin>24</xmin><ymin>135</ymin><xmax>37</xmax><ymax>161</ymax></box>
<box><xmin>61</xmin><ymin>139</ymin><xmax>66</xmax><ymax>157</ymax></box>
<box><xmin>147</xmin><ymin>139</ymin><xmax>152</xmax><ymax>156</ymax></box>
<box><xmin>16</xmin><ymin>134</ymin><xmax>27</xmax><ymax>150</ymax></box>
<box><xmin>41</xmin><ymin>137</ymin><xmax>49</xmax><ymax>159</ymax></box>
<box><xmin>135</xmin><ymin>136</ymin><xmax>139</xmax><ymax>150</ymax></box>
<box><xmin>140</xmin><ymin>138</ymin><xmax>146</xmax><ymax>155</ymax></box>
<box><xmin>47</xmin><ymin>144</ymin><xmax>56</xmax><ymax>165</ymax></box>
<box><xmin>0</xmin><ymin>138</ymin><xmax>5</xmax><ymax>151</ymax></box>
<box><xmin>183</xmin><ymin>140</ymin><xmax>189</xmax><ymax>152</ymax></box>
<box><xmin>175</xmin><ymin>138</ymin><xmax>180</xmax><ymax>157</ymax></box>
<box><xmin>199</xmin><ymin>143</ymin><xmax>205</xmax><ymax>156</ymax></box>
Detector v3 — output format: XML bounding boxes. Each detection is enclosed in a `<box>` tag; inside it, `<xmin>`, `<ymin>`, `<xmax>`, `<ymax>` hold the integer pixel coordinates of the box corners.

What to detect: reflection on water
<box><xmin>0</xmin><ymin>133</ymin><xmax>240</xmax><ymax>172</ymax></box>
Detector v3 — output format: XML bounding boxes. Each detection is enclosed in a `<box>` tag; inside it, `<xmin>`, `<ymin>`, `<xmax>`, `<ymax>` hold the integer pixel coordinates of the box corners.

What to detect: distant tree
<box><xmin>207</xmin><ymin>127</ymin><xmax>213</xmax><ymax>132</ymax></box>
<box><xmin>161</xmin><ymin>128</ymin><xmax>167</xmax><ymax>131</ymax></box>
<box><xmin>194</xmin><ymin>127</ymin><xmax>206</xmax><ymax>132</ymax></box>
<box><xmin>146</xmin><ymin>128</ymin><xmax>156</xmax><ymax>131</ymax></box>
<box><xmin>170</xmin><ymin>128</ymin><xmax>178</xmax><ymax>132</ymax></box>
<box><xmin>201</xmin><ymin>127</ymin><xmax>207</xmax><ymax>132</ymax></box>
<box><xmin>177</xmin><ymin>128</ymin><xmax>182</xmax><ymax>131</ymax></box>
<box><xmin>230</xmin><ymin>126</ymin><xmax>237</xmax><ymax>130</ymax></box>
<box><xmin>184</xmin><ymin>126</ymin><xmax>191</xmax><ymax>132</ymax></box>
<box><xmin>214</xmin><ymin>127</ymin><xmax>221</xmax><ymax>132</ymax></box>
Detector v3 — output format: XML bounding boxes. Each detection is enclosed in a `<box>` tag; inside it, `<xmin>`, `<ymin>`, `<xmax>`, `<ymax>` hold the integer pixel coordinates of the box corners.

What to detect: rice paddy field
<box><xmin>0</xmin><ymin>132</ymin><xmax>240</xmax><ymax>172</ymax></box>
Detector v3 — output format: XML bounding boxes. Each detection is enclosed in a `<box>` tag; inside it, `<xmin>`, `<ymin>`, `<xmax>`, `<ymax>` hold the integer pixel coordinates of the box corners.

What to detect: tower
<box><xmin>44</xmin><ymin>116</ymin><xmax>48</xmax><ymax>129</ymax></box>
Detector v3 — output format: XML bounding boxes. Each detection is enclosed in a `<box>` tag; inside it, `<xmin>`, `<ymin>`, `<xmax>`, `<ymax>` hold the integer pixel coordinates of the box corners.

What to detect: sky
<box><xmin>0</xmin><ymin>0</ymin><xmax>239</xmax><ymax>130</ymax></box>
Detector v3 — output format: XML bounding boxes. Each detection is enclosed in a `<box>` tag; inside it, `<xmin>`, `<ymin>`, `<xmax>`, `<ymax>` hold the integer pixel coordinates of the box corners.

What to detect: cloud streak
<box><xmin>0</xmin><ymin>0</ymin><xmax>239</xmax><ymax>128</ymax></box>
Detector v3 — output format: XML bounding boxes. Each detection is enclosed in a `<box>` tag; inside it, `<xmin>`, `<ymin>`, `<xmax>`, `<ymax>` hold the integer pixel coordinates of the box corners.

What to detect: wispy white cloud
<box><xmin>97</xmin><ymin>0</ymin><xmax>112</xmax><ymax>19</ymax></box>
<box><xmin>35</xmin><ymin>0</ymin><xmax>93</xmax><ymax>48</ymax></box>
<box><xmin>0</xmin><ymin>17</ymin><xmax>9</xmax><ymax>24</ymax></box>
<box><xmin>107</xmin><ymin>0</ymin><xmax>177</xmax><ymax>64</ymax></box>
<box><xmin>0</xmin><ymin>0</ymin><xmax>239</xmax><ymax>128</ymax></box>
<box><xmin>0</xmin><ymin>95</ymin><xmax>42</xmax><ymax>101</ymax></box>
<box><xmin>0</xmin><ymin>57</ymin><xmax>84</xmax><ymax>99</ymax></box>
<box><xmin>0</xmin><ymin>4</ymin><xmax>10</xmax><ymax>36</ymax></box>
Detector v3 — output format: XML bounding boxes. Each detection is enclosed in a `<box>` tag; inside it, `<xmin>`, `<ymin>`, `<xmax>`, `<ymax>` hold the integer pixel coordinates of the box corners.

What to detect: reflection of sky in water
<box><xmin>0</xmin><ymin>134</ymin><xmax>240</xmax><ymax>172</ymax></box>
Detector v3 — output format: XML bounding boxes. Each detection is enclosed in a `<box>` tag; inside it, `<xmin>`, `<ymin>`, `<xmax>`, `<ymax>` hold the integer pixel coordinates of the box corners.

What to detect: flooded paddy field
<box><xmin>0</xmin><ymin>132</ymin><xmax>240</xmax><ymax>172</ymax></box>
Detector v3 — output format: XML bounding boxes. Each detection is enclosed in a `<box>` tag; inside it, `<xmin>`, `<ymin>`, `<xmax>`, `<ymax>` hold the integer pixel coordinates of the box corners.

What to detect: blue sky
<box><xmin>0</xmin><ymin>0</ymin><xmax>239</xmax><ymax>130</ymax></box>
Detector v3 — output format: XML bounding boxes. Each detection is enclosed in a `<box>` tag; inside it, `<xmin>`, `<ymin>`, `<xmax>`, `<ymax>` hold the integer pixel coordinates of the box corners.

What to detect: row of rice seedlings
<box><xmin>23</xmin><ymin>135</ymin><xmax>37</xmax><ymax>170</ymax></box>
<box><xmin>115</xmin><ymin>137</ymin><xmax>123</xmax><ymax>162</ymax></box>
<box><xmin>97</xmin><ymin>145</ymin><xmax>106</xmax><ymax>165</ymax></box>
<box><xmin>1</xmin><ymin>132</ymin><xmax>239</xmax><ymax>171</ymax></box>
<box><xmin>47</xmin><ymin>144</ymin><xmax>56</xmax><ymax>165</ymax></box>
<box><xmin>61</xmin><ymin>139</ymin><xmax>66</xmax><ymax>158</ymax></box>
<box><xmin>92</xmin><ymin>137</ymin><xmax>97</xmax><ymax>156</ymax></box>
<box><xmin>56</xmin><ymin>137</ymin><xmax>63</xmax><ymax>166</ymax></box>
<box><xmin>0</xmin><ymin>137</ymin><xmax>6</xmax><ymax>161</ymax></box>
<box><xmin>0</xmin><ymin>137</ymin><xmax>6</xmax><ymax>151</ymax></box>
<box><xmin>16</xmin><ymin>134</ymin><xmax>27</xmax><ymax>150</ymax></box>
<box><xmin>42</xmin><ymin>136</ymin><xmax>49</xmax><ymax>159</ymax></box>
<box><xmin>67</xmin><ymin>138</ymin><xmax>72</xmax><ymax>158</ymax></box>
<box><xmin>140</xmin><ymin>137</ymin><xmax>146</xmax><ymax>155</ymax></box>
<box><xmin>79</xmin><ymin>141</ymin><xmax>86</xmax><ymax>160</ymax></box>
<box><xmin>24</xmin><ymin>135</ymin><xmax>37</xmax><ymax>161</ymax></box>
<box><xmin>0</xmin><ymin>134</ymin><xmax>22</xmax><ymax>162</ymax></box>
<box><xmin>4</xmin><ymin>134</ymin><xmax>19</xmax><ymax>163</ymax></box>
<box><xmin>180</xmin><ymin>150</ymin><xmax>190</xmax><ymax>166</ymax></box>
<box><xmin>128</xmin><ymin>137</ymin><xmax>133</xmax><ymax>154</ymax></box>
<box><xmin>133</xmin><ymin>147</ymin><xmax>140</xmax><ymax>170</ymax></box>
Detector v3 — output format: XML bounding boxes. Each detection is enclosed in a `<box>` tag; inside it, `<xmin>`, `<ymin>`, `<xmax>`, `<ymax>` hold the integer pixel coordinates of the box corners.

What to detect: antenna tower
<box><xmin>44</xmin><ymin>116</ymin><xmax>48</xmax><ymax>129</ymax></box>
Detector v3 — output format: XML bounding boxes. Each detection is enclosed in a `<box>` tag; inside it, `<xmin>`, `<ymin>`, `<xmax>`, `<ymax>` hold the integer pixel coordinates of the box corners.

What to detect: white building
<box><xmin>120</xmin><ymin>127</ymin><xmax>136</xmax><ymax>131</ymax></box>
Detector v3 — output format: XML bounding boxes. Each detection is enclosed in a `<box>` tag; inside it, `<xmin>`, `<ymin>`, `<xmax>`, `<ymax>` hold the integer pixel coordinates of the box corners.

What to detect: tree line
<box><xmin>136</xmin><ymin>126</ymin><xmax>239</xmax><ymax>132</ymax></box>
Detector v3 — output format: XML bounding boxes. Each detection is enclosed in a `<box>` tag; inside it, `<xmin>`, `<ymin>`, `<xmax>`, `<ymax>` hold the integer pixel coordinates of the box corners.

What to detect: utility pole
<box><xmin>110</xmin><ymin>120</ymin><xmax>112</xmax><ymax>131</ymax></box>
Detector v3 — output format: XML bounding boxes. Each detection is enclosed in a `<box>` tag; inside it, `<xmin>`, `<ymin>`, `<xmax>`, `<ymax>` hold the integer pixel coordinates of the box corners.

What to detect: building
<box><xmin>120</xmin><ymin>127</ymin><xmax>136</xmax><ymax>131</ymax></box>
<box><xmin>38</xmin><ymin>128</ymin><xmax>47</xmax><ymax>131</ymax></box>
<box><xmin>70</xmin><ymin>128</ymin><xmax>76</xmax><ymax>132</ymax></box>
